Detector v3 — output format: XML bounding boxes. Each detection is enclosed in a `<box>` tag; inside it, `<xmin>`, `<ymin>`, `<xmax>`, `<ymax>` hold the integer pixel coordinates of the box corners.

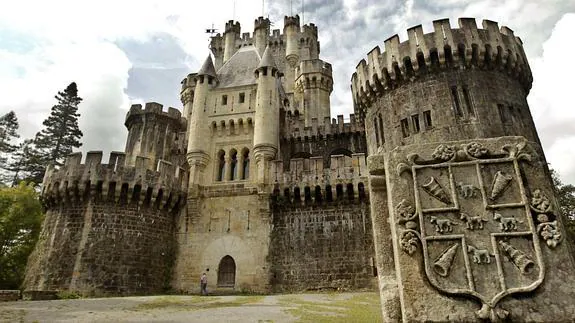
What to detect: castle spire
<box><xmin>257</xmin><ymin>45</ymin><xmax>277</xmax><ymax>71</ymax></box>
<box><xmin>197</xmin><ymin>55</ymin><xmax>217</xmax><ymax>78</ymax></box>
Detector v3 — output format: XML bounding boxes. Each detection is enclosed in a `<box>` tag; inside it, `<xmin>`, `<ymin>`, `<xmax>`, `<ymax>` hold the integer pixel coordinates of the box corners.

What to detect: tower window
<box><xmin>497</xmin><ymin>104</ymin><xmax>508</xmax><ymax>123</ymax></box>
<box><xmin>239</xmin><ymin>92</ymin><xmax>245</xmax><ymax>103</ymax></box>
<box><xmin>401</xmin><ymin>118</ymin><xmax>410</xmax><ymax>138</ymax></box>
<box><xmin>373</xmin><ymin>117</ymin><xmax>380</xmax><ymax>146</ymax></box>
<box><xmin>217</xmin><ymin>151</ymin><xmax>225</xmax><ymax>181</ymax></box>
<box><xmin>222</xmin><ymin>95</ymin><xmax>228</xmax><ymax>105</ymax></box>
<box><xmin>378</xmin><ymin>114</ymin><xmax>385</xmax><ymax>144</ymax></box>
<box><xmin>230</xmin><ymin>150</ymin><xmax>238</xmax><ymax>180</ymax></box>
<box><xmin>462</xmin><ymin>86</ymin><xmax>475</xmax><ymax>117</ymax></box>
<box><xmin>450</xmin><ymin>86</ymin><xmax>462</xmax><ymax>117</ymax></box>
<box><xmin>411</xmin><ymin>114</ymin><xmax>420</xmax><ymax>133</ymax></box>
<box><xmin>423</xmin><ymin>110</ymin><xmax>432</xmax><ymax>129</ymax></box>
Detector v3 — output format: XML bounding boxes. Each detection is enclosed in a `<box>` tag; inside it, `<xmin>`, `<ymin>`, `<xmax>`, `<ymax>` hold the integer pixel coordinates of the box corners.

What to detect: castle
<box><xmin>23</xmin><ymin>13</ymin><xmax>575</xmax><ymax>322</ymax></box>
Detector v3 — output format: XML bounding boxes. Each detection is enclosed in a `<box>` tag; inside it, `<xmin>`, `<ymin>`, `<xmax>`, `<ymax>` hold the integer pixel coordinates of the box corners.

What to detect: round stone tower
<box><xmin>351</xmin><ymin>18</ymin><xmax>534</xmax><ymax>154</ymax></box>
<box><xmin>253</xmin><ymin>46</ymin><xmax>279</xmax><ymax>186</ymax></box>
<box><xmin>23</xmin><ymin>149</ymin><xmax>187</xmax><ymax>296</ymax></box>
<box><xmin>185</xmin><ymin>55</ymin><xmax>217</xmax><ymax>189</ymax></box>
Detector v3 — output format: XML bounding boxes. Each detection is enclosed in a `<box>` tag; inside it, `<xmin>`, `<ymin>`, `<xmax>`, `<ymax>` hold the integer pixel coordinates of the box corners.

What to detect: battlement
<box><xmin>254</xmin><ymin>16</ymin><xmax>270</xmax><ymax>31</ymax></box>
<box><xmin>302</xmin><ymin>23</ymin><xmax>318</xmax><ymax>37</ymax></box>
<box><xmin>351</xmin><ymin>18</ymin><xmax>532</xmax><ymax>107</ymax></box>
<box><xmin>181</xmin><ymin>73</ymin><xmax>198</xmax><ymax>91</ymax></box>
<box><xmin>284</xmin><ymin>15</ymin><xmax>300</xmax><ymax>29</ymax></box>
<box><xmin>270</xmin><ymin>153</ymin><xmax>368</xmax><ymax>205</ymax></box>
<box><xmin>296</xmin><ymin>59</ymin><xmax>332</xmax><ymax>76</ymax></box>
<box><xmin>225</xmin><ymin>20</ymin><xmax>241</xmax><ymax>34</ymax></box>
<box><xmin>125</xmin><ymin>102</ymin><xmax>182</xmax><ymax>123</ymax></box>
<box><xmin>41</xmin><ymin>151</ymin><xmax>188</xmax><ymax>211</ymax></box>
<box><xmin>283</xmin><ymin>113</ymin><xmax>364</xmax><ymax>141</ymax></box>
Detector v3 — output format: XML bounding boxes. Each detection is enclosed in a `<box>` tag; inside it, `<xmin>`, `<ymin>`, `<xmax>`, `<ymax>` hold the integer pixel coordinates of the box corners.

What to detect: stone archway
<box><xmin>217</xmin><ymin>255</ymin><xmax>236</xmax><ymax>288</ymax></box>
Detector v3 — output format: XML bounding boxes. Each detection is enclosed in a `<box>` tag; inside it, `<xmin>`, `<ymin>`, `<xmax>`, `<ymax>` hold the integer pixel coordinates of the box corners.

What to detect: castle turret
<box><xmin>124</xmin><ymin>102</ymin><xmax>185</xmax><ymax>168</ymax></box>
<box><xmin>253</xmin><ymin>46</ymin><xmax>279</xmax><ymax>186</ymax></box>
<box><xmin>186</xmin><ymin>55</ymin><xmax>217</xmax><ymax>188</ymax></box>
<box><xmin>223</xmin><ymin>20</ymin><xmax>241</xmax><ymax>64</ymax></box>
<box><xmin>284</xmin><ymin>15</ymin><xmax>300</xmax><ymax>95</ymax></box>
<box><xmin>295</xmin><ymin>60</ymin><xmax>333</xmax><ymax>125</ymax></box>
<box><xmin>284</xmin><ymin>15</ymin><xmax>300</xmax><ymax>66</ymax></box>
<box><xmin>254</xmin><ymin>17</ymin><xmax>270</xmax><ymax>57</ymax></box>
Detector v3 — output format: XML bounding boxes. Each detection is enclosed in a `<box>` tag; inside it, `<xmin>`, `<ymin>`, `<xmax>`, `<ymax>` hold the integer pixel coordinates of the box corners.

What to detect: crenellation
<box><xmin>352</xmin><ymin>18</ymin><xmax>533</xmax><ymax>111</ymax></box>
<box><xmin>41</xmin><ymin>151</ymin><xmax>187</xmax><ymax>211</ymax></box>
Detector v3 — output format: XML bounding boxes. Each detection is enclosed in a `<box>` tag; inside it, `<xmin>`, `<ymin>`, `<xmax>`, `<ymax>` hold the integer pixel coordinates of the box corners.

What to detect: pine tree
<box><xmin>34</xmin><ymin>82</ymin><xmax>83</xmax><ymax>166</ymax></box>
<box><xmin>0</xmin><ymin>111</ymin><xmax>20</xmax><ymax>165</ymax></box>
<box><xmin>6</xmin><ymin>140</ymin><xmax>46</xmax><ymax>186</ymax></box>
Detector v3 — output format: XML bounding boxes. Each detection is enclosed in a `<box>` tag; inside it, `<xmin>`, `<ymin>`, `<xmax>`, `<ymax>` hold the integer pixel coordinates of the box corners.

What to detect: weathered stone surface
<box><xmin>0</xmin><ymin>290</ymin><xmax>20</xmax><ymax>302</ymax></box>
<box><xmin>376</xmin><ymin>137</ymin><xmax>575</xmax><ymax>322</ymax></box>
<box><xmin>269</xmin><ymin>202</ymin><xmax>376</xmax><ymax>292</ymax></box>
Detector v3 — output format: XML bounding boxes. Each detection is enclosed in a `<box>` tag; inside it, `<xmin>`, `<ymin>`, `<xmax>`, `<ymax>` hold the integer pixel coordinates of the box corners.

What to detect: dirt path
<box><xmin>0</xmin><ymin>292</ymin><xmax>382</xmax><ymax>323</ymax></box>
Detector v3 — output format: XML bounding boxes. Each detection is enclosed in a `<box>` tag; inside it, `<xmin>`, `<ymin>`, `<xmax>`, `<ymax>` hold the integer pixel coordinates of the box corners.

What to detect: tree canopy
<box><xmin>0</xmin><ymin>182</ymin><xmax>43</xmax><ymax>289</ymax></box>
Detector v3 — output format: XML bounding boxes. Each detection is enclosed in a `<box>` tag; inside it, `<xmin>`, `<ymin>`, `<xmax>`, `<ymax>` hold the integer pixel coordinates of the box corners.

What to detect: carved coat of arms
<box><xmin>394</xmin><ymin>141</ymin><xmax>560</xmax><ymax>321</ymax></box>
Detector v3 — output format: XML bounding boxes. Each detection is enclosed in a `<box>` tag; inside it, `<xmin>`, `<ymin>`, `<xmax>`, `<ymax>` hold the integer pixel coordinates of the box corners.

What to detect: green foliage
<box><xmin>34</xmin><ymin>82</ymin><xmax>83</xmax><ymax>167</ymax></box>
<box><xmin>550</xmin><ymin>169</ymin><xmax>575</xmax><ymax>245</ymax></box>
<box><xmin>0</xmin><ymin>182</ymin><xmax>44</xmax><ymax>289</ymax></box>
<box><xmin>0</xmin><ymin>111</ymin><xmax>20</xmax><ymax>155</ymax></box>
<box><xmin>5</xmin><ymin>140</ymin><xmax>46</xmax><ymax>186</ymax></box>
<box><xmin>56</xmin><ymin>290</ymin><xmax>82</xmax><ymax>299</ymax></box>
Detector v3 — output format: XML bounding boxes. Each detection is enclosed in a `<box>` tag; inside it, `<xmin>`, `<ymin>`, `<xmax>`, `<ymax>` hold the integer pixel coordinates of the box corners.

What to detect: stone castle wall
<box><xmin>269</xmin><ymin>201</ymin><xmax>375</xmax><ymax>292</ymax></box>
<box><xmin>24</xmin><ymin>201</ymin><xmax>176</xmax><ymax>296</ymax></box>
<box><xmin>23</xmin><ymin>151</ymin><xmax>186</xmax><ymax>296</ymax></box>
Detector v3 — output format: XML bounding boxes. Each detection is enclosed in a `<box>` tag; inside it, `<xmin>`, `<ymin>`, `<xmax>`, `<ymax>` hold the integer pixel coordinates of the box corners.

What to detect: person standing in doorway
<box><xmin>200</xmin><ymin>272</ymin><xmax>208</xmax><ymax>295</ymax></box>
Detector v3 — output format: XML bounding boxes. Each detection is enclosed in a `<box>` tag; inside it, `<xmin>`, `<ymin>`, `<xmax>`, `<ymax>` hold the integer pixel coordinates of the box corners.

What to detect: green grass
<box><xmin>280</xmin><ymin>292</ymin><xmax>382</xmax><ymax>323</ymax></box>
<box><xmin>130</xmin><ymin>295</ymin><xmax>265</xmax><ymax>312</ymax></box>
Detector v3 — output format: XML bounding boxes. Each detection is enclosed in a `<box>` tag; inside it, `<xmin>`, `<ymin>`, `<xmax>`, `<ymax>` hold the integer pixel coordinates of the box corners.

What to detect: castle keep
<box><xmin>24</xmin><ymin>13</ymin><xmax>575</xmax><ymax>322</ymax></box>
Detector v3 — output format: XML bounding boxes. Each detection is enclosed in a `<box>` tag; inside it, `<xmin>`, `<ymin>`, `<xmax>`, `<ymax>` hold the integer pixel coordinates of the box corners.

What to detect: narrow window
<box><xmin>378</xmin><ymin>114</ymin><xmax>385</xmax><ymax>144</ymax></box>
<box><xmin>241</xmin><ymin>150</ymin><xmax>250</xmax><ymax>180</ymax></box>
<box><xmin>462</xmin><ymin>86</ymin><xmax>475</xmax><ymax>117</ymax></box>
<box><xmin>230</xmin><ymin>150</ymin><xmax>238</xmax><ymax>180</ymax></box>
<box><xmin>239</xmin><ymin>92</ymin><xmax>245</xmax><ymax>103</ymax></box>
<box><xmin>373</xmin><ymin>117</ymin><xmax>380</xmax><ymax>146</ymax></box>
<box><xmin>217</xmin><ymin>151</ymin><xmax>225</xmax><ymax>181</ymax></box>
<box><xmin>423</xmin><ymin>110</ymin><xmax>432</xmax><ymax>129</ymax></box>
<box><xmin>222</xmin><ymin>95</ymin><xmax>228</xmax><ymax>105</ymax></box>
<box><xmin>401</xmin><ymin>118</ymin><xmax>410</xmax><ymax>138</ymax></box>
<box><xmin>508</xmin><ymin>105</ymin><xmax>515</xmax><ymax>123</ymax></box>
<box><xmin>450</xmin><ymin>86</ymin><xmax>462</xmax><ymax>117</ymax></box>
<box><xmin>411</xmin><ymin>114</ymin><xmax>420</xmax><ymax>133</ymax></box>
<box><xmin>497</xmin><ymin>104</ymin><xmax>507</xmax><ymax>123</ymax></box>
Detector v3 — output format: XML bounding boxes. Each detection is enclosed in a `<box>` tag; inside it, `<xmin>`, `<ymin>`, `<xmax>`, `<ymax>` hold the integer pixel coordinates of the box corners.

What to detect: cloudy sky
<box><xmin>0</xmin><ymin>0</ymin><xmax>574</xmax><ymax>183</ymax></box>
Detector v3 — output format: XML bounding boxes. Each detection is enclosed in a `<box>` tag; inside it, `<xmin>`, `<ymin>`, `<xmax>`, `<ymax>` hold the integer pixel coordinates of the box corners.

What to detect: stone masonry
<box><xmin>352</xmin><ymin>18</ymin><xmax>575</xmax><ymax>322</ymax></box>
<box><xmin>22</xmin><ymin>13</ymin><xmax>575</xmax><ymax>322</ymax></box>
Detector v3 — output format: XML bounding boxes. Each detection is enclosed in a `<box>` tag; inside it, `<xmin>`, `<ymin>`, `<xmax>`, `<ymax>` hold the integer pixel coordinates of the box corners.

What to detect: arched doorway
<box><xmin>217</xmin><ymin>255</ymin><xmax>236</xmax><ymax>288</ymax></box>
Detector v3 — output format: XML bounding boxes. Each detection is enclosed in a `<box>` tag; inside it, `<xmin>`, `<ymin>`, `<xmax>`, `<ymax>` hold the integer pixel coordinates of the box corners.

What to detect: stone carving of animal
<box><xmin>460</xmin><ymin>212</ymin><xmax>488</xmax><ymax>230</ymax></box>
<box><xmin>467</xmin><ymin>245</ymin><xmax>492</xmax><ymax>264</ymax></box>
<box><xmin>493</xmin><ymin>213</ymin><xmax>523</xmax><ymax>231</ymax></box>
<box><xmin>430</xmin><ymin>216</ymin><xmax>457</xmax><ymax>233</ymax></box>
<box><xmin>456</xmin><ymin>182</ymin><xmax>478</xmax><ymax>199</ymax></box>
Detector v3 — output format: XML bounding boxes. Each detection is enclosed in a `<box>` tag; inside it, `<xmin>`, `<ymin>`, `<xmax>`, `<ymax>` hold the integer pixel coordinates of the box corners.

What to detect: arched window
<box><xmin>217</xmin><ymin>150</ymin><xmax>225</xmax><ymax>181</ymax></box>
<box><xmin>230</xmin><ymin>149</ymin><xmax>238</xmax><ymax>180</ymax></box>
<box><xmin>217</xmin><ymin>255</ymin><xmax>236</xmax><ymax>288</ymax></box>
<box><xmin>241</xmin><ymin>149</ymin><xmax>250</xmax><ymax>179</ymax></box>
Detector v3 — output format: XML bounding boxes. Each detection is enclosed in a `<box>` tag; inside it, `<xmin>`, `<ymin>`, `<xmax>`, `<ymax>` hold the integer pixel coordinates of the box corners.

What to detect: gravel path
<box><xmin>0</xmin><ymin>292</ymin><xmax>382</xmax><ymax>323</ymax></box>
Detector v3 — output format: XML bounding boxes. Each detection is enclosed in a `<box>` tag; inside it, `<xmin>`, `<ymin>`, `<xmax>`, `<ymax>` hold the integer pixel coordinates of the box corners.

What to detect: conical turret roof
<box><xmin>198</xmin><ymin>55</ymin><xmax>217</xmax><ymax>78</ymax></box>
<box><xmin>257</xmin><ymin>46</ymin><xmax>277</xmax><ymax>70</ymax></box>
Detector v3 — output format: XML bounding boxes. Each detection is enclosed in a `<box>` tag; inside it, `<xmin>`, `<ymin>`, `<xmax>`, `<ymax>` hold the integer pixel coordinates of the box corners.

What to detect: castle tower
<box><xmin>253</xmin><ymin>17</ymin><xmax>270</xmax><ymax>57</ymax></box>
<box><xmin>283</xmin><ymin>15</ymin><xmax>300</xmax><ymax>95</ymax></box>
<box><xmin>253</xmin><ymin>46</ymin><xmax>279</xmax><ymax>186</ymax></box>
<box><xmin>352</xmin><ymin>18</ymin><xmax>575</xmax><ymax>322</ymax></box>
<box><xmin>124</xmin><ymin>102</ymin><xmax>184</xmax><ymax>168</ymax></box>
<box><xmin>223</xmin><ymin>20</ymin><xmax>241</xmax><ymax>64</ymax></box>
<box><xmin>295</xmin><ymin>60</ymin><xmax>333</xmax><ymax>126</ymax></box>
<box><xmin>186</xmin><ymin>55</ymin><xmax>217</xmax><ymax>189</ymax></box>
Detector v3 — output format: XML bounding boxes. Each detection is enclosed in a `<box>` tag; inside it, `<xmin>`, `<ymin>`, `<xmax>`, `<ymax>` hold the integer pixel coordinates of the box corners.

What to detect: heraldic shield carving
<box><xmin>395</xmin><ymin>140</ymin><xmax>547</xmax><ymax>321</ymax></box>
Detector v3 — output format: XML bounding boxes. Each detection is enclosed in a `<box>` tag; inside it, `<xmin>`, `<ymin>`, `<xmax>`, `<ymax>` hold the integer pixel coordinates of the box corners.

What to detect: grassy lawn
<box><xmin>280</xmin><ymin>292</ymin><xmax>382</xmax><ymax>323</ymax></box>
